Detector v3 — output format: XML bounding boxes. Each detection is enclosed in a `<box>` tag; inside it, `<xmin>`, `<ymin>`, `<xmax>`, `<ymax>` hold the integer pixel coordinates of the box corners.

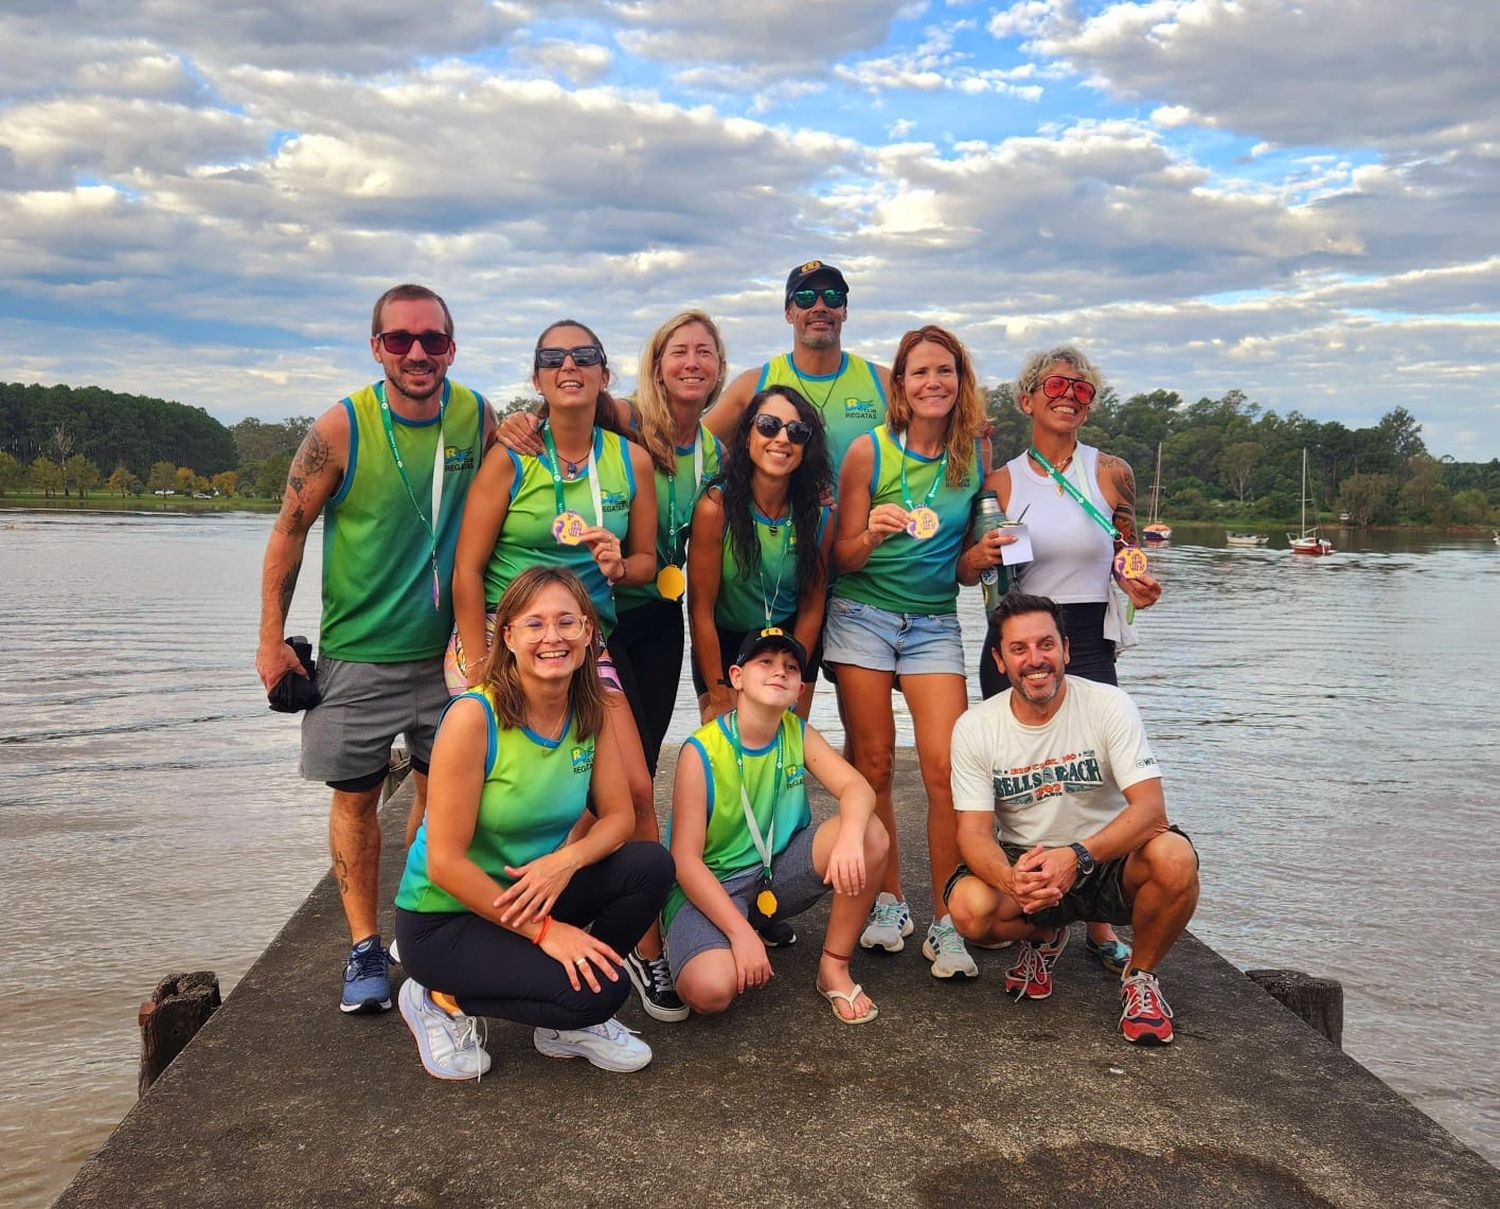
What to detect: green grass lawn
<box><xmin>0</xmin><ymin>492</ymin><xmax>280</xmax><ymax>514</ymax></box>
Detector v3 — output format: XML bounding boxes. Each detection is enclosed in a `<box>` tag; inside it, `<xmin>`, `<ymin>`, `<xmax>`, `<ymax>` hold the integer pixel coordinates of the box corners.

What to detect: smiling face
<box><xmin>729</xmin><ymin>646</ymin><xmax>804</xmax><ymax>711</ymax></box>
<box><xmin>533</xmin><ymin>323</ymin><xmax>609</xmax><ymax>415</ymax></box>
<box><xmin>502</xmin><ymin>581</ymin><xmax>593</xmax><ymax>685</ymax></box>
<box><xmin>747</xmin><ymin>393</ymin><xmax>807</xmax><ymax>479</ymax></box>
<box><xmin>995</xmin><ymin>609</ymin><xmax>1070</xmax><ymax>713</ymax></box>
<box><xmin>899</xmin><ymin>339</ymin><xmax>959</xmax><ymax>424</ymax></box>
<box><xmin>658</xmin><ymin>319</ymin><xmax>723</xmax><ymax>412</ymax></box>
<box><xmin>371</xmin><ymin>297</ymin><xmax>455</xmax><ymax>406</ymax></box>
<box><xmin>785</xmin><ymin>285</ymin><xmax>845</xmax><ymax>352</ymax></box>
<box><xmin>1021</xmin><ymin>359</ymin><xmax>1093</xmax><ymax>438</ymax></box>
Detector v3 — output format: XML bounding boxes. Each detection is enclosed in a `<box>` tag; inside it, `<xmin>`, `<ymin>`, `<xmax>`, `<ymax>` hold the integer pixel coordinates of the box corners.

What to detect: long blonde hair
<box><xmin>633</xmin><ymin>310</ymin><xmax>728</xmax><ymax>476</ymax></box>
<box><xmin>885</xmin><ymin>325</ymin><xmax>984</xmax><ymax>486</ymax></box>
<box><xmin>477</xmin><ymin>567</ymin><xmax>606</xmax><ymax>739</ymax></box>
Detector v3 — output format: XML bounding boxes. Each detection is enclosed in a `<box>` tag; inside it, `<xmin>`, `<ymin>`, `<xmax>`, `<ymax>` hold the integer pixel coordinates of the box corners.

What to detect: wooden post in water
<box><xmin>1246</xmin><ymin>968</ymin><xmax>1344</xmax><ymax>1048</ymax></box>
<box><xmin>138</xmin><ymin>971</ymin><xmax>221</xmax><ymax>1095</ymax></box>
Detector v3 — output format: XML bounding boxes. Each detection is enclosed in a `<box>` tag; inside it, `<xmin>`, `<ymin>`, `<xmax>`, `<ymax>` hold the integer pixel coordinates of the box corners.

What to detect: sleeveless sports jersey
<box><xmin>396</xmin><ymin>688</ymin><xmax>595</xmax><ymax>912</ymax></box>
<box><xmin>713</xmin><ymin>499</ymin><xmax>829</xmax><ymax>631</ymax></box>
<box><xmin>615</xmin><ymin>424</ymin><xmax>723</xmax><ymax>613</ymax></box>
<box><xmin>1004</xmin><ymin>444</ymin><xmax>1114</xmax><ymax>604</ymax></box>
<box><xmin>482</xmin><ymin>427</ymin><xmax>636</xmax><ymax>633</ymax></box>
<box><xmin>662</xmin><ymin>710</ymin><xmax>809</xmax><ymax>932</ymax></box>
<box><xmin>834</xmin><ymin>425</ymin><xmax>982</xmax><ymax>616</ymax></box>
<box><xmin>758</xmin><ymin>352</ymin><xmax>885</xmax><ymax>469</ymax></box>
<box><xmin>320</xmin><ymin>380</ymin><xmax>484</xmax><ymax>662</ymax></box>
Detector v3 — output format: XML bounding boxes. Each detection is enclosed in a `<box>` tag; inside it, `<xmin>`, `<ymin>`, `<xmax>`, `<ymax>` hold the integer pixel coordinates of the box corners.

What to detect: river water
<box><xmin>1</xmin><ymin>511</ymin><xmax>1496</xmax><ymax>1203</ymax></box>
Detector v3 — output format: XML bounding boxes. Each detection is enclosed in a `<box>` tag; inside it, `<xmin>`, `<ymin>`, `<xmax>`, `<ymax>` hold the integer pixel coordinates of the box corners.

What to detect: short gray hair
<box><xmin>1014</xmin><ymin>346</ymin><xmax>1102</xmax><ymax>411</ymax></box>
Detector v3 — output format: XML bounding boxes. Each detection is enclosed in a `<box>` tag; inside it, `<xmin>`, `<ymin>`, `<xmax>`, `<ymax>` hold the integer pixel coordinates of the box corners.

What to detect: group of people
<box><xmin>256</xmin><ymin>263</ymin><xmax>1202</xmax><ymax>1083</ymax></box>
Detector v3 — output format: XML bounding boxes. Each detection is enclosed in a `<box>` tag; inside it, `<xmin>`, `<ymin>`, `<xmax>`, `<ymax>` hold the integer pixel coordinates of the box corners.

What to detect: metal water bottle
<box><xmin>971</xmin><ymin>490</ymin><xmax>1010</xmax><ymax>614</ymax></box>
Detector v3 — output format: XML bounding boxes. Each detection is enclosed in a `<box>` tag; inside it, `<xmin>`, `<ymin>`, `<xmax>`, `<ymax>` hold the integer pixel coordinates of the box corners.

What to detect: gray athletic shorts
<box><xmin>300</xmin><ymin>655</ymin><xmax>448</xmax><ymax>786</ymax></box>
<box><xmin>665</xmin><ymin>823</ymin><xmax>826</xmax><ymax>980</ymax></box>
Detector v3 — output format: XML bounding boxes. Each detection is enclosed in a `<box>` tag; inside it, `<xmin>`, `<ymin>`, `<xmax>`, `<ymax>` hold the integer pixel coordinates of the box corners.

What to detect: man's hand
<box><xmin>255</xmin><ymin>638</ymin><xmax>306</xmax><ymax>693</ymax></box>
<box><xmin>497</xmin><ymin>410</ymin><xmax>545</xmax><ymax>455</ymax></box>
<box><xmin>1011</xmin><ymin>843</ymin><xmax>1074</xmax><ymax>914</ymax></box>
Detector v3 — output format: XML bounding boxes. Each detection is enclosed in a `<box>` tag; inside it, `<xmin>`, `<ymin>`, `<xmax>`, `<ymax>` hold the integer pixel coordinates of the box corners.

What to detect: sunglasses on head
<box><xmin>377</xmin><ymin>330</ymin><xmax>452</xmax><ymax>357</ymax></box>
<box><xmin>535</xmin><ymin>344</ymin><xmax>606</xmax><ymax>370</ymax></box>
<box><xmin>1039</xmin><ymin>374</ymin><xmax>1096</xmax><ymax>406</ymax></box>
<box><xmin>790</xmin><ymin>288</ymin><xmax>847</xmax><ymax>310</ymax></box>
<box><xmin>752</xmin><ymin>413</ymin><xmax>813</xmax><ymax>445</ymax></box>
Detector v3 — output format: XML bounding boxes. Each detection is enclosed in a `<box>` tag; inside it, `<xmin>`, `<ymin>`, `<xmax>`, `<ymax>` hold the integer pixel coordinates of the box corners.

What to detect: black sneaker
<box><xmin>755</xmin><ymin>916</ymin><xmax>797</xmax><ymax>948</ymax></box>
<box><xmin>624</xmin><ymin>948</ymin><xmax>689</xmax><ymax>1022</ymax></box>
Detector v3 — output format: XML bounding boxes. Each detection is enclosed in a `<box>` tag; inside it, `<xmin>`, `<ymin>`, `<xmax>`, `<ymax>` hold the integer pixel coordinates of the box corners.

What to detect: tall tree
<box><xmin>29</xmin><ymin>456</ymin><xmax>63</xmax><ymax>497</ymax></box>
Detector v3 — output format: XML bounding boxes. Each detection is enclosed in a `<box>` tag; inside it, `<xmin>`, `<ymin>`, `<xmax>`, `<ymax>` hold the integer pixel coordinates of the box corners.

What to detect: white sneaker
<box><xmin>859</xmin><ymin>892</ymin><xmax>914</xmax><ymax>952</ymax></box>
<box><xmin>922</xmin><ymin>915</ymin><xmax>979</xmax><ymax>979</ymax></box>
<box><xmin>398</xmin><ymin>978</ymin><xmax>491</xmax><ymax>1081</ymax></box>
<box><xmin>533</xmin><ymin>1017</ymin><xmax>653</xmax><ymax>1072</ymax></box>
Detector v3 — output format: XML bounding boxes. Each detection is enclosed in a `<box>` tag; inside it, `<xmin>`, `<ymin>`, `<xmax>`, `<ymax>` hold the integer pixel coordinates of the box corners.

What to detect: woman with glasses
<box><xmin>965</xmin><ymin>345</ymin><xmax>1162</xmax><ymax>976</ymax></box>
<box><xmin>452</xmin><ymin>321</ymin><xmax>687</xmax><ymax>1024</ymax></box>
<box><xmin>826</xmin><ymin>325</ymin><xmax>989</xmax><ymax>980</ymax></box>
<box><xmin>687</xmin><ymin>385</ymin><xmax>833</xmax><ymax>724</ymax></box>
<box><xmin>395</xmin><ymin>567</ymin><xmax>675</xmax><ymax>1081</ymax></box>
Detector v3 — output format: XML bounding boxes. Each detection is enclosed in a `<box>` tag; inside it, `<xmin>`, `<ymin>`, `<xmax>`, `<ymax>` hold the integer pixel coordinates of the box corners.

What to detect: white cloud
<box><xmin>517</xmin><ymin>39</ymin><xmax>615</xmax><ymax>86</ymax></box>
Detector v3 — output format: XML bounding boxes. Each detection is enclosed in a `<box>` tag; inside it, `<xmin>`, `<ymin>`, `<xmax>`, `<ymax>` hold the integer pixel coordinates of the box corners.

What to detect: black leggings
<box><xmin>978</xmin><ymin>601</ymin><xmax>1116</xmax><ymax>698</ymax></box>
<box><xmin>394</xmin><ymin>842</ymin><xmax>674</xmax><ymax>1029</ymax></box>
<box><xmin>608</xmin><ymin>598</ymin><xmax>684</xmax><ymax>777</ymax></box>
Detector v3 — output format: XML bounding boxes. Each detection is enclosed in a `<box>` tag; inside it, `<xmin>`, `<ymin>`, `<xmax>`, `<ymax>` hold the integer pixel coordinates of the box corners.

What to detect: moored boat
<box><xmin>1287</xmin><ymin>448</ymin><xmax>1333</xmax><ymax>556</ymax></box>
<box><xmin>1143</xmin><ymin>443</ymin><xmax>1171</xmax><ymax>541</ymax></box>
<box><xmin>1226</xmin><ymin>532</ymin><xmax>1269</xmax><ymax>547</ymax></box>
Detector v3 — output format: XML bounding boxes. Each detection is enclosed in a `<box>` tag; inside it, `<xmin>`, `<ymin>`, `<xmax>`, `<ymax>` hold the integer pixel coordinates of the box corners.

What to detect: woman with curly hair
<box><xmin>827</xmin><ymin>325</ymin><xmax>990</xmax><ymax>980</ymax></box>
<box><xmin>687</xmin><ymin>384</ymin><xmax>833</xmax><ymax>724</ymax></box>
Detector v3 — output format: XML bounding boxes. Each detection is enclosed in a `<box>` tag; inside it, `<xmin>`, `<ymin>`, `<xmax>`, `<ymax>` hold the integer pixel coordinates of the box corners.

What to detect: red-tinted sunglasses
<box><xmin>1040</xmin><ymin>374</ymin><xmax>1095</xmax><ymax>405</ymax></box>
<box><xmin>378</xmin><ymin>330</ymin><xmax>453</xmax><ymax>357</ymax></box>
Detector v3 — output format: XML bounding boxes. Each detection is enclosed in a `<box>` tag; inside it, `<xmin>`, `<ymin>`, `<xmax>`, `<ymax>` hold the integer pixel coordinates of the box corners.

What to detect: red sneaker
<box><xmin>1119</xmin><ymin>970</ymin><xmax>1175</xmax><ymax>1045</ymax></box>
<box><xmin>1004</xmin><ymin>927</ymin><xmax>1070</xmax><ymax>1000</ymax></box>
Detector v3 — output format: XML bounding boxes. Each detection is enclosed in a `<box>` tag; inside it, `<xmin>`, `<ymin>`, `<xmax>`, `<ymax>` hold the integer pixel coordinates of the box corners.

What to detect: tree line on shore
<box><xmin>2</xmin><ymin>380</ymin><xmax>1497</xmax><ymax>527</ymax></box>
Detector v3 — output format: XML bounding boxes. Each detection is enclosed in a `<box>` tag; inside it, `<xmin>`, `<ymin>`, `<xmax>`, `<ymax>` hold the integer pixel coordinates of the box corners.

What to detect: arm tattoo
<box><xmin>297</xmin><ymin>425</ymin><xmax>332</xmax><ymax>476</ymax></box>
<box><xmin>1101</xmin><ymin>455</ymin><xmax>1139</xmax><ymax>546</ymax></box>
<box><xmin>277</xmin><ymin>559</ymin><xmax>301</xmax><ymax>618</ymax></box>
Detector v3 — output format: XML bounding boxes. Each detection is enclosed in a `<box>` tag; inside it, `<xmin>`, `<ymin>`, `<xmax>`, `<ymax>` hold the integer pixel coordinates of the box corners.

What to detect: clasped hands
<box><xmin>1007</xmin><ymin>843</ymin><xmax>1079</xmax><ymax>915</ymax></box>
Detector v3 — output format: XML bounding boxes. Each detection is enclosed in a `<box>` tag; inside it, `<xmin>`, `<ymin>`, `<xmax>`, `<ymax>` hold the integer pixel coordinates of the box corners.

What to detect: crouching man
<box><xmin>946</xmin><ymin>593</ymin><xmax>1200</xmax><ymax>1044</ymax></box>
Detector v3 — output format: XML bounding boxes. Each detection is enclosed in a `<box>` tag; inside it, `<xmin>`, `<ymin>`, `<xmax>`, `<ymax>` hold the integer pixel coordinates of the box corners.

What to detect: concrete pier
<box><xmin>57</xmin><ymin>754</ymin><xmax>1499</xmax><ymax>1208</ymax></box>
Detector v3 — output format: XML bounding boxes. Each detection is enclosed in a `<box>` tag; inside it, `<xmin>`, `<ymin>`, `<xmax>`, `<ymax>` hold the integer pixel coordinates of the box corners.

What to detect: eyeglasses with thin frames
<box><xmin>509</xmin><ymin>614</ymin><xmax>588</xmax><ymax>642</ymax></box>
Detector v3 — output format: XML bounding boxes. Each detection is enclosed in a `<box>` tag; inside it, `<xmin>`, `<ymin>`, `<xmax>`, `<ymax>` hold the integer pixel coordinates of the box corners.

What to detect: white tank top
<box><xmin>1004</xmin><ymin>443</ymin><xmax>1114</xmax><ymax>603</ymax></box>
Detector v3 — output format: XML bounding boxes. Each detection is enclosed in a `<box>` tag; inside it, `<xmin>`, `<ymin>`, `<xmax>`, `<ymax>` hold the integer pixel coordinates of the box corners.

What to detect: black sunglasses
<box><xmin>790</xmin><ymin>288</ymin><xmax>847</xmax><ymax>310</ymax></box>
<box><xmin>378</xmin><ymin>330</ymin><xmax>452</xmax><ymax>356</ymax></box>
<box><xmin>535</xmin><ymin>344</ymin><xmax>606</xmax><ymax>369</ymax></box>
<box><xmin>752</xmin><ymin>413</ymin><xmax>813</xmax><ymax>445</ymax></box>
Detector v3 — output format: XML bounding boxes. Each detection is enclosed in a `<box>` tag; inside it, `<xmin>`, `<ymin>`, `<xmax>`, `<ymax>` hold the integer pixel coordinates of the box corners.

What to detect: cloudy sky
<box><xmin>3</xmin><ymin>0</ymin><xmax>1496</xmax><ymax>458</ymax></box>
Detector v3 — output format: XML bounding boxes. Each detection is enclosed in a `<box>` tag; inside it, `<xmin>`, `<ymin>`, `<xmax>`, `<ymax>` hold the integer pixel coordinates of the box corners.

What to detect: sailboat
<box><xmin>1142</xmin><ymin>442</ymin><xmax>1172</xmax><ymax>542</ymax></box>
<box><xmin>1288</xmin><ymin>448</ymin><xmax>1334</xmax><ymax>556</ymax></box>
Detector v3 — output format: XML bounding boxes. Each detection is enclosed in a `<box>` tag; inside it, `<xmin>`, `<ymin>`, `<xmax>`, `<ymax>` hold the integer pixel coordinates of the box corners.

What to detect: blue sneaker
<box><xmin>340</xmin><ymin>935</ymin><xmax>392</xmax><ymax>1014</ymax></box>
<box><xmin>1084</xmin><ymin>933</ymin><xmax>1132</xmax><ymax>975</ymax></box>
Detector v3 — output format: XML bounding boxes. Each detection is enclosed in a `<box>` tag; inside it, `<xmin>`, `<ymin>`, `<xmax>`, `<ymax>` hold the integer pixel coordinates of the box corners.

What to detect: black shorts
<box><xmin>944</xmin><ymin>825</ymin><xmax>1197</xmax><ymax>929</ymax></box>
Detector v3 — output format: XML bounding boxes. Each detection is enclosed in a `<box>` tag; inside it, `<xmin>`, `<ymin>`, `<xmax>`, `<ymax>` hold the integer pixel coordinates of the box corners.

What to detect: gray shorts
<box><xmin>300</xmin><ymin>655</ymin><xmax>448</xmax><ymax>786</ymax></box>
<box><xmin>665</xmin><ymin>823</ymin><xmax>825</xmax><ymax>981</ymax></box>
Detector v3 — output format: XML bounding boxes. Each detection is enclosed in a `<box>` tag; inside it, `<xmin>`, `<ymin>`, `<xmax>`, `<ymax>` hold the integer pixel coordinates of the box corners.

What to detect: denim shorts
<box><xmin>822</xmin><ymin>595</ymin><xmax>965</xmax><ymax>676</ymax></box>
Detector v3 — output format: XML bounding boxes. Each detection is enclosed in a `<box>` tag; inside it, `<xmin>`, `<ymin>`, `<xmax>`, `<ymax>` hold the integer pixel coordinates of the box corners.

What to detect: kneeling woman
<box><xmin>666</xmin><ymin>627</ymin><xmax>888</xmax><ymax>1023</ymax></box>
<box><xmin>395</xmin><ymin>567</ymin><xmax>674</xmax><ymax>1080</ymax></box>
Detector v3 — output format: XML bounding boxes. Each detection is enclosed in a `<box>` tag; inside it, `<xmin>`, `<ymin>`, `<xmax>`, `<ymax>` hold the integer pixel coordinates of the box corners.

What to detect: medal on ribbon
<box><xmin>655</xmin><ymin>564</ymin><xmax>686</xmax><ymax>600</ymax></box>
<box><xmin>897</xmin><ymin>428</ymin><xmax>947</xmax><ymax>544</ymax></box>
<box><xmin>1114</xmin><ymin>545</ymin><xmax>1148</xmax><ymax>580</ymax></box>
<box><xmin>906</xmin><ymin>505</ymin><xmax>940</xmax><ymax>540</ymax></box>
<box><xmin>756</xmin><ymin>881</ymin><xmax>779</xmax><ymax>918</ymax></box>
<box><xmin>552</xmin><ymin>510</ymin><xmax>587</xmax><ymax>545</ymax></box>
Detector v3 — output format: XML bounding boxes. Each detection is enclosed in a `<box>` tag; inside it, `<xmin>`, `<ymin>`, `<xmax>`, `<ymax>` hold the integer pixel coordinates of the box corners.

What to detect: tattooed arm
<box><xmin>255</xmin><ymin>407</ymin><xmax>350</xmax><ymax>690</ymax></box>
<box><xmin>1098</xmin><ymin>453</ymin><xmax>1162</xmax><ymax>609</ymax></box>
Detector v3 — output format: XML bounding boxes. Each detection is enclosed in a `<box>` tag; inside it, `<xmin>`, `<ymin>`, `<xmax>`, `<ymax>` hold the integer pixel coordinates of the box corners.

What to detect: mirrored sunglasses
<box><xmin>790</xmin><ymin>288</ymin><xmax>847</xmax><ymax>309</ymax></box>
<box><xmin>535</xmin><ymin>345</ymin><xmax>606</xmax><ymax>369</ymax></box>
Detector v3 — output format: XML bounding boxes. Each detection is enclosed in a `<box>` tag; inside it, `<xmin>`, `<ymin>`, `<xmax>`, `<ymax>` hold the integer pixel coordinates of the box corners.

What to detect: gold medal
<box><xmin>906</xmin><ymin>505</ymin><xmax>940</xmax><ymax>540</ymax></box>
<box><xmin>552</xmin><ymin>511</ymin><xmax>587</xmax><ymax>546</ymax></box>
<box><xmin>655</xmin><ymin>564</ymin><xmax>686</xmax><ymax>600</ymax></box>
<box><xmin>756</xmin><ymin>887</ymin><xmax>779</xmax><ymax>917</ymax></box>
<box><xmin>1114</xmin><ymin>545</ymin><xmax>1148</xmax><ymax>580</ymax></box>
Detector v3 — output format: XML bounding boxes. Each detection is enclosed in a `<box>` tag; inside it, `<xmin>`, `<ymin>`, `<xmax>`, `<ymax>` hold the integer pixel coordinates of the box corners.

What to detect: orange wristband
<box><xmin>533</xmin><ymin>915</ymin><xmax>552</xmax><ymax>946</ymax></box>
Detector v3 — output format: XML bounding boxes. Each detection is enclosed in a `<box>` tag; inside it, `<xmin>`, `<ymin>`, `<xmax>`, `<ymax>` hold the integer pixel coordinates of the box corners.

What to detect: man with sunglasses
<box><xmin>256</xmin><ymin>283</ymin><xmax>493</xmax><ymax>1016</ymax></box>
<box><xmin>706</xmin><ymin>260</ymin><xmax>890</xmax><ymax>472</ymax></box>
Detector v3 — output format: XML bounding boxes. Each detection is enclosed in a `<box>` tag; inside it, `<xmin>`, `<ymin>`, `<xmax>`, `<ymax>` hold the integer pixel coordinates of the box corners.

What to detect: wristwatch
<box><xmin>1070</xmin><ymin>842</ymin><xmax>1096</xmax><ymax>881</ymax></box>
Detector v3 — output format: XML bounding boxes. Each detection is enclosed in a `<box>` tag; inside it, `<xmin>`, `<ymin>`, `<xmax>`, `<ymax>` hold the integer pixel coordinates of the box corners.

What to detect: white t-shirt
<box><xmin>951</xmin><ymin>676</ymin><xmax>1161</xmax><ymax>847</ymax></box>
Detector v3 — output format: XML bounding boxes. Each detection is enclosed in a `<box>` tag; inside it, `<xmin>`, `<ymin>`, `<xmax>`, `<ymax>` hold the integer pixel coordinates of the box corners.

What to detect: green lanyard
<box><xmin>541</xmin><ymin>422</ymin><xmax>603</xmax><ymax>525</ymax></box>
<box><xmin>663</xmin><ymin>429</ymin><xmax>705</xmax><ymax>564</ymax></box>
<box><xmin>897</xmin><ymin>428</ymin><xmax>948</xmax><ymax>513</ymax></box>
<box><xmin>375</xmin><ymin>381</ymin><xmax>446</xmax><ymax>610</ymax></box>
<box><xmin>729</xmin><ymin>710</ymin><xmax>783</xmax><ymax>880</ymax></box>
<box><xmin>1029</xmin><ymin>445</ymin><xmax>1119</xmax><ymax>539</ymax></box>
<box><xmin>759</xmin><ymin>515</ymin><xmax>794</xmax><ymax>625</ymax></box>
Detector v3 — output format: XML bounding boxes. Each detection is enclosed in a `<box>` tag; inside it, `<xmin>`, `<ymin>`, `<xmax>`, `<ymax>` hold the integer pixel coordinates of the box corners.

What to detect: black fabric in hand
<box><xmin>268</xmin><ymin>636</ymin><xmax>321</xmax><ymax>713</ymax></box>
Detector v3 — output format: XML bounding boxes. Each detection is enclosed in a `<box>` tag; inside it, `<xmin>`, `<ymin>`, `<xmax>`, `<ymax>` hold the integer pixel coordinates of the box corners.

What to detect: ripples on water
<box><xmin>1</xmin><ymin>514</ymin><xmax>1496</xmax><ymax>1203</ymax></box>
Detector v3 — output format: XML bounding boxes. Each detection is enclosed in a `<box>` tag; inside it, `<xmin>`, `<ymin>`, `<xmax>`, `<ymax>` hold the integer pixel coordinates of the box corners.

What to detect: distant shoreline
<box><xmin>0</xmin><ymin>495</ymin><xmax>279</xmax><ymax>515</ymax></box>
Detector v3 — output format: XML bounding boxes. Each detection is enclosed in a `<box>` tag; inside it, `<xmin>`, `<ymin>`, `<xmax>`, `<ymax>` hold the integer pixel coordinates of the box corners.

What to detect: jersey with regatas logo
<box><xmin>483</xmin><ymin>427</ymin><xmax>636</xmax><ymax>633</ymax></box>
<box><xmin>662</xmin><ymin>710</ymin><xmax>809</xmax><ymax>931</ymax></box>
<box><xmin>615</xmin><ymin>423</ymin><xmax>723</xmax><ymax>613</ymax></box>
<box><xmin>758</xmin><ymin>352</ymin><xmax>885</xmax><ymax>469</ymax></box>
<box><xmin>319</xmin><ymin>379</ymin><xmax>484</xmax><ymax>662</ymax></box>
<box><xmin>834</xmin><ymin>424</ymin><xmax>982</xmax><ymax>616</ymax></box>
<box><xmin>395</xmin><ymin>687</ymin><xmax>595</xmax><ymax>912</ymax></box>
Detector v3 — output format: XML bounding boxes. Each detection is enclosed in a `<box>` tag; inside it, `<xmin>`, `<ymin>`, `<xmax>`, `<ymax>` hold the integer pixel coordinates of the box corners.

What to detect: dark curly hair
<box><xmin>718</xmin><ymin>385</ymin><xmax>832</xmax><ymax>598</ymax></box>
